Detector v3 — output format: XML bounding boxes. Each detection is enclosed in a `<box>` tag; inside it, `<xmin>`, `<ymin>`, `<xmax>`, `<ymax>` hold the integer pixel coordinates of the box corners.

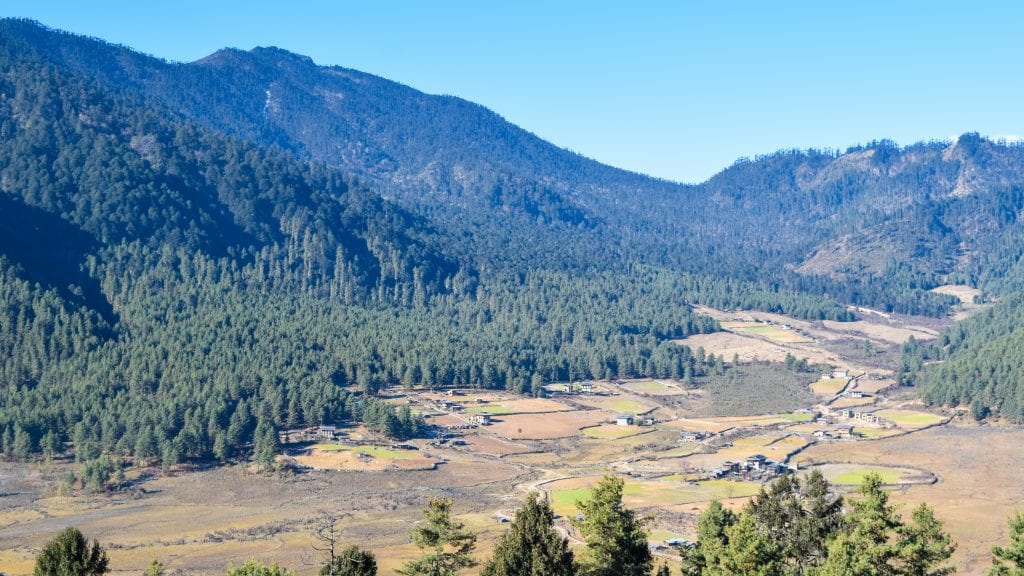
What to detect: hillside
<box><xmin>6</xmin><ymin>19</ymin><xmax>1024</xmax><ymax>315</ymax></box>
<box><xmin>5</xmin><ymin>17</ymin><xmax>1024</xmax><ymax>463</ymax></box>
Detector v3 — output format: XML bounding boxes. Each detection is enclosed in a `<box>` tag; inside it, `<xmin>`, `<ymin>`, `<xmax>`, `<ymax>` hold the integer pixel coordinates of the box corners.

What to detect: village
<box><xmin>268</xmin><ymin>351</ymin><xmax>946</xmax><ymax>555</ymax></box>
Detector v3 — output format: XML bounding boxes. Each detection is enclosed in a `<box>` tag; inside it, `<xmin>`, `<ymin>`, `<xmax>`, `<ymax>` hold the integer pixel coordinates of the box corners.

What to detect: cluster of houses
<box><xmin>712</xmin><ymin>454</ymin><xmax>794</xmax><ymax>481</ymax></box>
<box><xmin>813</xmin><ymin>424</ymin><xmax>855</xmax><ymax>440</ymax></box>
<box><xmin>832</xmin><ymin>408</ymin><xmax>883</xmax><ymax>424</ymax></box>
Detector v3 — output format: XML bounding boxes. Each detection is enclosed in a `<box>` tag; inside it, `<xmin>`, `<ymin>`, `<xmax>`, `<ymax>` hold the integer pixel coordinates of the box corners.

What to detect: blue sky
<box><xmin>6</xmin><ymin>1</ymin><xmax>1024</xmax><ymax>183</ymax></box>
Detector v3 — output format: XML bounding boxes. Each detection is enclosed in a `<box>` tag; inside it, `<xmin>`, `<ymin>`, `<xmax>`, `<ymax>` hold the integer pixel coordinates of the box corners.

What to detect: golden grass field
<box><xmin>618</xmin><ymin>379</ymin><xmax>690</xmax><ymax>396</ymax></box>
<box><xmin>484</xmin><ymin>410</ymin><xmax>611</xmax><ymax>440</ymax></box>
<box><xmin>291</xmin><ymin>444</ymin><xmax>440</xmax><ymax>471</ymax></box>
<box><xmin>811</xmin><ymin>378</ymin><xmax>848</xmax><ymax>395</ymax></box>
<box><xmin>581</xmin><ymin>424</ymin><xmax>647</xmax><ymax>439</ymax></box>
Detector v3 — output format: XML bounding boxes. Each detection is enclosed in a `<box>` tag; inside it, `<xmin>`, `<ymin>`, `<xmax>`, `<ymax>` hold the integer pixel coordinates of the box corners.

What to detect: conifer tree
<box><xmin>713</xmin><ymin>513</ymin><xmax>781</xmax><ymax>576</ymax></box>
<box><xmin>989</xmin><ymin>511</ymin><xmax>1024</xmax><ymax>576</ymax></box>
<box><xmin>252</xmin><ymin>420</ymin><xmax>279</xmax><ymax>470</ymax></box>
<box><xmin>682</xmin><ymin>500</ymin><xmax>736</xmax><ymax>576</ymax></box>
<box><xmin>398</xmin><ymin>498</ymin><xmax>477</xmax><ymax>576</ymax></box>
<box><xmin>571</xmin><ymin>475</ymin><xmax>651</xmax><ymax>576</ymax></box>
<box><xmin>320</xmin><ymin>546</ymin><xmax>377</xmax><ymax>576</ymax></box>
<box><xmin>33</xmin><ymin>527</ymin><xmax>109</xmax><ymax>576</ymax></box>
<box><xmin>815</xmin><ymin>474</ymin><xmax>901</xmax><ymax>576</ymax></box>
<box><xmin>481</xmin><ymin>492</ymin><xmax>574</xmax><ymax>576</ymax></box>
<box><xmin>895</xmin><ymin>503</ymin><xmax>955</xmax><ymax>576</ymax></box>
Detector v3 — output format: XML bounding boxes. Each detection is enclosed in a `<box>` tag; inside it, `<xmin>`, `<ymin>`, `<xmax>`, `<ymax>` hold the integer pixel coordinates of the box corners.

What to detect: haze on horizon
<box><xmin>6</xmin><ymin>0</ymin><xmax>1023</xmax><ymax>183</ymax></box>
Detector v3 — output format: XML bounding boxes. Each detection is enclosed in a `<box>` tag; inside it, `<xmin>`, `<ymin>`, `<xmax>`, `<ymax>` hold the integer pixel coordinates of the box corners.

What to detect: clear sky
<box><xmin>5</xmin><ymin>1</ymin><xmax>1024</xmax><ymax>183</ymax></box>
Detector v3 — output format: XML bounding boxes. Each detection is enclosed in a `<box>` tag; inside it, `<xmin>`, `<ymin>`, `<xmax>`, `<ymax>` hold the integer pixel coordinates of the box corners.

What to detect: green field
<box><xmin>649</xmin><ymin>529</ymin><xmax>687</xmax><ymax>542</ymax></box>
<box><xmin>875</xmin><ymin>409</ymin><xmax>944</xmax><ymax>427</ymax></box>
<box><xmin>582</xmin><ymin>425</ymin><xmax>646</xmax><ymax>439</ymax></box>
<box><xmin>465</xmin><ymin>404</ymin><xmax>516</xmax><ymax>415</ymax></box>
<box><xmin>319</xmin><ymin>444</ymin><xmax>417</xmax><ymax>459</ymax></box>
<box><xmin>831</xmin><ymin>468</ymin><xmax>903</xmax><ymax>485</ymax></box>
<box><xmin>593</xmin><ymin>398</ymin><xmax>655</xmax><ymax>414</ymax></box>
<box><xmin>781</xmin><ymin>412</ymin><xmax>813</xmax><ymax>422</ymax></box>
<box><xmin>738</xmin><ymin>325</ymin><xmax>812</xmax><ymax>343</ymax></box>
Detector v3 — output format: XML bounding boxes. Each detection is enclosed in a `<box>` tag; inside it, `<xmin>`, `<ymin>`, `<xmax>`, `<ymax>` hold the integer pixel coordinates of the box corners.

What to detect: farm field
<box><xmin>458</xmin><ymin>435</ymin><xmax>534</xmax><ymax>456</ymax></box>
<box><xmin>830</xmin><ymin>396</ymin><xmax>876</xmax><ymax>408</ymax></box>
<box><xmin>721</xmin><ymin>321</ymin><xmax>814</xmax><ymax>343</ymax></box>
<box><xmin>542</xmin><ymin>476</ymin><xmax>762</xmax><ymax>517</ymax></box>
<box><xmin>811</xmin><ymin>378</ymin><xmax>848</xmax><ymax>395</ymax></box>
<box><xmin>875</xmin><ymin>408</ymin><xmax>946</xmax><ymax>429</ymax></box>
<box><xmin>484</xmin><ymin>410</ymin><xmax>611</xmax><ymax>440</ymax></box>
<box><xmin>620</xmin><ymin>379</ymin><xmax>689</xmax><ymax>396</ymax></box>
<box><xmin>854</xmin><ymin>378</ymin><xmax>897</xmax><ymax>394</ymax></box>
<box><xmin>811</xmin><ymin>463</ymin><xmax>934</xmax><ymax>486</ymax></box>
<box><xmin>581</xmin><ymin>424</ymin><xmax>647</xmax><ymax>439</ymax></box>
<box><xmin>573</xmin><ymin>396</ymin><xmax>657</xmax><ymax>415</ymax></box>
<box><xmin>463</xmin><ymin>397</ymin><xmax>575</xmax><ymax>415</ymax></box>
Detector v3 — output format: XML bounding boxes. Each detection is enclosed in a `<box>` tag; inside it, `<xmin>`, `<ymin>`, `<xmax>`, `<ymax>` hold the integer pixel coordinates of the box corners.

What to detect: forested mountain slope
<box><xmin>5</xmin><ymin>18</ymin><xmax>1024</xmax><ymax>316</ymax></box>
<box><xmin>6</xmin><ymin>17</ymin><xmax>1024</xmax><ymax>459</ymax></box>
<box><xmin>0</xmin><ymin>27</ymin><xmax>735</xmax><ymax>461</ymax></box>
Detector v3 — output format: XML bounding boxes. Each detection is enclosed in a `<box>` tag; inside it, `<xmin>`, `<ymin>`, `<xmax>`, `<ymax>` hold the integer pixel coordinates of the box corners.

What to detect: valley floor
<box><xmin>0</xmin><ymin>295</ymin><xmax>1013</xmax><ymax>575</ymax></box>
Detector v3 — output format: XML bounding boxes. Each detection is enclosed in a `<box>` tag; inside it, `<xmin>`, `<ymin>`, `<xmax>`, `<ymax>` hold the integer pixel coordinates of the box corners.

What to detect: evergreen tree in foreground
<box><xmin>989</xmin><ymin>511</ymin><xmax>1024</xmax><ymax>576</ymax></box>
<box><xmin>682</xmin><ymin>500</ymin><xmax>737</xmax><ymax>575</ymax></box>
<box><xmin>398</xmin><ymin>498</ymin><xmax>477</xmax><ymax>576</ymax></box>
<box><xmin>896</xmin><ymin>503</ymin><xmax>956</xmax><ymax>576</ymax></box>
<box><xmin>225</xmin><ymin>560</ymin><xmax>295</xmax><ymax>576</ymax></box>
<box><xmin>571</xmin><ymin>474</ymin><xmax>652</xmax><ymax>576</ymax></box>
<box><xmin>481</xmin><ymin>492</ymin><xmax>574</xmax><ymax>576</ymax></box>
<box><xmin>813</xmin><ymin>473</ymin><xmax>955</xmax><ymax>576</ymax></box>
<box><xmin>320</xmin><ymin>546</ymin><xmax>377</xmax><ymax>576</ymax></box>
<box><xmin>33</xmin><ymin>527</ymin><xmax>109</xmax><ymax>576</ymax></box>
<box><xmin>744</xmin><ymin>470</ymin><xmax>843</xmax><ymax>574</ymax></box>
